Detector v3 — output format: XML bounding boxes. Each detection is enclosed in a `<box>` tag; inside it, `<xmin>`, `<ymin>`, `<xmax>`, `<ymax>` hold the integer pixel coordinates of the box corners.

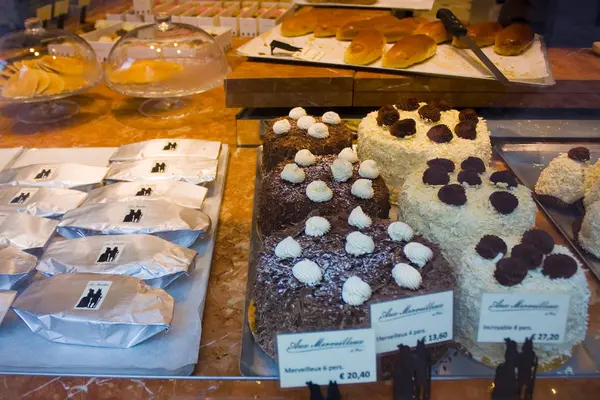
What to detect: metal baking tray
<box><xmin>239</xmin><ymin>146</ymin><xmax>600</xmax><ymax>379</ymax></box>
<box><xmin>495</xmin><ymin>143</ymin><xmax>600</xmax><ymax>281</ymax></box>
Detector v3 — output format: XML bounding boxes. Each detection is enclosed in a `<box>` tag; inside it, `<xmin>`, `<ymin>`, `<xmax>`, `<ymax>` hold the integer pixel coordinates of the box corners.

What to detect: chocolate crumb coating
<box><xmin>418</xmin><ymin>104</ymin><xmax>441</xmax><ymax>122</ymax></box>
<box><xmin>458</xmin><ymin>169</ymin><xmax>482</xmax><ymax>186</ymax></box>
<box><xmin>423</xmin><ymin>167</ymin><xmax>450</xmax><ymax>186</ymax></box>
<box><xmin>454</xmin><ymin>121</ymin><xmax>477</xmax><ymax>140</ymax></box>
<box><xmin>459</xmin><ymin>108</ymin><xmax>479</xmax><ymax>124</ymax></box>
<box><xmin>490</xmin><ymin>170</ymin><xmax>518</xmax><ymax>188</ymax></box>
<box><xmin>377</xmin><ymin>105</ymin><xmax>400</xmax><ymax>126</ymax></box>
<box><xmin>253</xmin><ymin>217</ymin><xmax>455</xmax><ymax>360</ymax></box>
<box><xmin>511</xmin><ymin>244</ymin><xmax>543</xmax><ymax>269</ymax></box>
<box><xmin>263</xmin><ymin>116</ymin><xmax>352</xmax><ymax>171</ymax></box>
<box><xmin>568</xmin><ymin>147</ymin><xmax>591</xmax><ymax>162</ymax></box>
<box><xmin>427</xmin><ymin>125</ymin><xmax>453</xmax><ymax>143</ymax></box>
<box><xmin>521</xmin><ymin>229</ymin><xmax>554</xmax><ymax>254</ymax></box>
<box><xmin>542</xmin><ymin>254</ymin><xmax>577</xmax><ymax>279</ymax></box>
<box><xmin>427</xmin><ymin>158</ymin><xmax>455</xmax><ymax>173</ymax></box>
<box><xmin>494</xmin><ymin>257</ymin><xmax>528</xmax><ymax>286</ymax></box>
<box><xmin>395</xmin><ymin>97</ymin><xmax>420</xmax><ymax>111</ymax></box>
<box><xmin>438</xmin><ymin>184</ymin><xmax>467</xmax><ymax>206</ymax></box>
<box><xmin>259</xmin><ymin>155</ymin><xmax>390</xmax><ymax>235</ymax></box>
<box><xmin>461</xmin><ymin>157</ymin><xmax>486</xmax><ymax>174</ymax></box>
<box><xmin>476</xmin><ymin>235</ymin><xmax>507</xmax><ymax>260</ymax></box>
<box><xmin>490</xmin><ymin>191</ymin><xmax>519</xmax><ymax>214</ymax></box>
<box><xmin>390</xmin><ymin>119</ymin><xmax>417</xmax><ymax>138</ymax></box>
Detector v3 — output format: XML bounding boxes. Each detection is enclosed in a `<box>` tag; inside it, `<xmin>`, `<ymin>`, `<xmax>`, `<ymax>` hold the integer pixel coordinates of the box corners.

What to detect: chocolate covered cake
<box><xmin>258</xmin><ymin>148</ymin><xmax>390</xmax><ymax>235</ymax></box>
<box><xmin>262</xmin><ymin>107</ymin><xmax>353</xmax><ymax>171</ymax></box>
<box><xmin>253</xmin><ymin>213</ymin><xmax>455</xmax><ymax>367</ymax></box>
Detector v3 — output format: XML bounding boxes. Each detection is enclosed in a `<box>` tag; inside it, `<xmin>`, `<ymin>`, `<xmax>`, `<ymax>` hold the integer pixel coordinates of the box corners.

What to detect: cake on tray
<box><xmin>455</xmin><ymin>230</ymin><xmax>590</xmax><ymax>367</ymax></box>
<box><xmin>258</xmin><ymin>148</ymin><xmax>390</xmax><ymax>235</ymax></box>
<box><xmin>358</xmin><ymin>100</ymin><xmax>492</xmax><ymax>203</ymax></box>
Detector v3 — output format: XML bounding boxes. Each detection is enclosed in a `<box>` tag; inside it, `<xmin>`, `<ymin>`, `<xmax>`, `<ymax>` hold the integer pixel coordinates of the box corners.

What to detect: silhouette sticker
<box><xmin>163</xmin><ymin>142</ymin><xmax>178</xmax><ymax>151</ymax></box>
<box><xmin>123</xmin><ymin>209</ymin><xmax>143</xmax><ymax>223</ymax></box>
<box><xmin>9</xmin><ymin>188</ymin><xmax>39</xmax><ymax>205</ymax></box>
<box><xmin>33</xmin><ymin>168</ymin><xmax>52</xmax><ymax>180</ymax></box>
<box><xmin>95</xmin><ymin>241</ymin><xmax>125</xmax><ymax>264</ymax></box>
<box><xmin>150</xmin><ymin>162</ymin><xmax>167</xmax><ymax>174</ymax></box>
<box><xmin>74</xmin><ymin>281</ymin><xmax>112</xmax><ymax>310</ymax></box>
<box><xmin>135</xmin><ymin>186</ymin><xmax>154</xmax><ymax>197</ymax></box>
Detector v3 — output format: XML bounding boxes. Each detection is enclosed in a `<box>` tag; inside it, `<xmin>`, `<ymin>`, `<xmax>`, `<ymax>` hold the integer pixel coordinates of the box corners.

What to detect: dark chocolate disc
<box><xmin>418</xmin><ymin>104</ymin><xmax>441</xmax><ymax>122</ymax></box>
<box><xmin>568</xmin><ymin>147</ymin><xmax>591</xmax><ymax>162</ymax></box>
<box><xmin>423</xmin><ymin>167</ymin><xmax>450</xmax><ymax>186</ymax></box>
<box><xmin>490</xmin><ymin>170</ymin><xmax>518</xmax><ymax>188</ymax></box>
<box><xmin>494</xmin><ymin>257</ymin><xmax>528</xmax><ymax>286</ymax></box>
<box><xmin>461</xmin><ymin>157</ymin><xmax>486</xmax><ymax>174</ymax></box>
<box><xmin>511</xmin><ymin>244</ymin><xmax>543</xmax><ymax>270</ymax></box>
<box><xmin>427</xmin><ymin>158</ymin><xmax>455</xmax><ymax>173</ymax></box>
<box><xmin>542</xmin><ymin>254</ymin><xmax>578</xmax><ymax>279</ymax></box>
<box><xmin>395</xmin><ymin>97</ymin><xmax>420</xmax><ymax>111</ymax></box>
<box><xmin>521</xmin><ymin>229</ymin><xmax>555</xmax><ymax>254</ymax></box>
<box><xmin>458</xmin><ymin>169</ymin><xmax>482</xmax><ymax>186</ymax></box>
<box><xmin>438</xmin><ymin>184</ymin><xmax>467</xmax><ymax>206</ymax></box>
<box><xmin>490</xmin><ymin>191</ymin><xmax>519</xmax><ymax>214</ymax></box>
<box><xmin>454</xmin><ymin>121</ymin><xmax>477</xmax><ymax>140</ymax></box>
<box><xmin>390</xmin><ymin>118</ymin><xmax>417</xmax><ymax>138</ymax></box>
<box><xmin>427</xmin><ymin>124</ymin><xmax>453</xmax><ymax>143</ymax></box>
<box><xmin>459</xmin><ymin>108</ymin><xmax>479</xmax><ymax>124</ymax></box>
<box><xmin>429</xmin><ymin>99</ymin><xmax>452</xmax><ymax>111</ymax></box>
<box><xmin>476</xmin><ymin>235</ymin><xmax>507</xmax><ymax>260</ymax></box>
<box><xmin>377</xmin><ymin>105</ymin><xmax>400</xmax><ymax>126</ymax></box>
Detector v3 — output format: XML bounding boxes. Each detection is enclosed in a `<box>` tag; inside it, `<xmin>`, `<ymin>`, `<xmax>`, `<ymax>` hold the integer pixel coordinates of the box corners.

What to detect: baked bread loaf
<box><xmin>315</xmin><ymin>10</ymin><xmax>390</xmax><ymax>38</ymax></box>
<box><xmin>494</xmin><ymin>23</ymin><xmax>534</xmax><ymax>56</ymax></box>
<box><xmin>415</xmin><ymin>20</ymin><xmax>451</xmax><ymax>44</ymax></box>
<box><xmin>344</xmin><ymin>30</ymin><xmax>386</xmax><ymax>65</ymax></box>
<box><xmin>336</xmin><ymin>16</ymin><xmax>426</xmax><ymax>42</ymax></box>
<box><xmin>452</xmin><ymin>22</ymin><xmax>502</xmax><ymax>48</ymax></box>
<box><xmin>382</xmin><ymin>34</ymin><xmax>436</xmax><ymax>68</ymax></box>
<box><xmin>281</xmin><ymin>8</ymin><xmax>336</xmax><ymax>37</ymax></box>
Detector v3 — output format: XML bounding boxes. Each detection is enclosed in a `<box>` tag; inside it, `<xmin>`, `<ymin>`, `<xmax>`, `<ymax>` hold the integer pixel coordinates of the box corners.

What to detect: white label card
<box><xmin>95</xmin><ymin>241</ymin><xmax>126</xmax><ymax>264</ymax></box>
<box><xmin>293</xmin><ymin>46</ymin><xmax>325</xmax><ymax>62</ymax></box>
<box><xmin>477</xmin><ymin>293</ymin><xmax>570</xmax><ymax>343</ymax></box>
<box><xmin>370</xmin><ymin>291</ymin><xmax>453</xmax><ymax>354</ymax></box>
<box><xmin>133</xmin><ymin>0</ymin><xmax>153</xmax><ymax>14</ymax></box>
<box><xmin>276</xmin><ymin>328</ymin><xmax>377</xmax><ymax>388</ymax></box>
<box><xmin>74</xmin><ymin>281</ymin><xmax>112</xmax><ymax>310</ymax></box>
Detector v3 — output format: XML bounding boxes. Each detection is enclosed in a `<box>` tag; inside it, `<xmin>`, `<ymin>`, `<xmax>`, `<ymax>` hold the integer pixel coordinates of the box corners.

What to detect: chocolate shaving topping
<box><xmin>429</xmin><ymin>99</ymin><xmax>452</xmax><ymax>111</ymax></box>
<box><xmin>490</xmin><ymin>191</ymin><xmax>519</xmax><ymax>214</ymax></box>
<box><xmin>454</xmin><ymin>121</ymin><xmax>477</xmax><ymax>140</ymax></box>
<box><xmin>490</xmin><ymin>170</ymin><xmax>518</xmax><ymax>188</ymax></box>
<box><xmin>377</xmin><ymin>105</ymin><xmax>400</xmax><ymax>126</ymax></box>
<box><xmin>438</xmin><ymin>184</ymin><xmax>467</xmax><ymax>206</ymax></box>
<box><xmin>427</xmin><ymin>124</ymin><xmax>453</xmax><ymax>143</ymax></box>
<box><xmin>511</xmin><ymin>244</ymin><xmax>543</xmax><ymax>270</ymax></box>
<box><xmin>427</xmin><ymin>158</ymin><xmax>455</xmax><ymax>173</ymax></box>
<box><xmin>461</xmin><ymin>157</ymin><xmax>486</xmax><ymax>174</ymax></box>
<box><xmin>459</xmin><ymin>108</ymin><xmax>479</xmax><ymax>124</ymax></box>
<box><xmin>395</xmin><ymin>97</ymin><xmax>420</xmax><ymax>111</ymax></box>
<box><xmin>542</xmin><ymin>254</ymin><xmax>577</xmax><ymax>279</ymax></box>
<box><xmin>494</xmin><ymin>257</ymin><xmax>528</xmax><ymax>286</ymax></box>
<box><xmin>423</xmin><ymin>167</ymin><xmax>450</xmax><ymax>186</ymax></box>
<box><xmin>418</xmin><ymin>104</ymin><xmax>441</xmax><ymax>122</ymax></box>
<box><xmin>568</xmin><ymin>147</ymin><xmax>591</xmax><ymax>162</ymax></box>
<box><xmin>458</xmin><ymin>169</ymin><xmax>482</xmax><ymax>186</ymax></box>
<box><xmin>476</xmin><ymin>235</ymin><xmax>507</xmax><ymax>260</ymax></box>
<box><xmin>390</xmin><ymin>118</ymin><xmax>417</xmax><ymax>138</ymax></box>
<box><xmin>521</xmin><ymin>229</ymin><xmax>554</xmax><ymax>254</ymax></box>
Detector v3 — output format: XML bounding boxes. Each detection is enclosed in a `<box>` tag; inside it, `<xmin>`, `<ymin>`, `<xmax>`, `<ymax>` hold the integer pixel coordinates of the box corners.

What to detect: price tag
<box><xmin>293</xmin><ymin>45</ymin><xmax>325</xmax><ymax>62</ymax></box>
<box><xmin>370</xmin><ymin>291</ymin><xmax>453</xmax><ymax>354</ymax></box>
<box><xmin>133</xmin><ymin>0</ymin><xmax>153</xmax><ymax>14</ymax></box>
<box><xmin>477</xmin><ymin>293</ymin><xmax>570</xmax><ymax>343</ymax></box>
<box><xmin>276</xmin><ymin>328</ymin><xmax>377</xmax><ymax>388</ymax></box>
<box><xmin>0</xmin><ymin>291</ymin><xmax>17</xmax><ymax>325</ymax></box>
<box><xmin>54</xmin><ymin>0</ymin><xmax>70</xmax><ymax>17</ymax></box>
<box><xmin>36</xmin><ymin>5</ymin><xmax>52</xmax><ymax>21</ymax></box>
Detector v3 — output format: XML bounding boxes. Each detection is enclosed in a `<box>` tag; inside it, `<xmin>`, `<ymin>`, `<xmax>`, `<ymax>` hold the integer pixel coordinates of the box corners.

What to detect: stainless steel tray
<box><xmin>239</xmin><ymin>146</ymin><xmax>600</xmax><ymax>379</ymax></box>
<box><xmin>495</xmin><ymin>143</ymin><xmax>600</xmax><ymax>281</ymax></box>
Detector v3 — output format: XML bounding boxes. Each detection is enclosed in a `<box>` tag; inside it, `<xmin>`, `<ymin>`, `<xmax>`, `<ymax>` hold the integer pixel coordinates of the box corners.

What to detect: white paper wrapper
<box><xmin>110</xmin><ymin>139</ymin><xmax>221</xmax><ymax>162</ymax></box>
<box><xmin>0</xmin><ymin>247</ymin><xmax>37</xmax><ymax>290</ymax></box>
<box><xmin>57</xmin><ymin>200</ymin><xmax>211</xmax><ymax>247</ymax></box>
<box><xmin>0</xmin><ymin>290</ymin><xmax>17</xmax><ymax>326</ymax></box>
<box><xmin>106</xmin><ymin>158</ymin><xmax>218</xmax><ymax>185</ymax></box>
<box><xmin>0</xmin><ymin>163</ymin><xmax>109</xmax><ymax>191</ymax></box>
<box><xmin>12</xmin><ymin>274</ymin><xmax>174</xmax><ymax>348</ymax></box>
<box><xmin>37</xmin><ymin>235</ymin><xmax>197</xmax><ymax>288</ymax></box>
<box><xmin>0</xmin><ymin>212</ymin><xmax>58</xmax><ymax>251</ymax></box>
<box><xmin>83</xmin><ymin>181</ymin><xmax>207</xmax><ymax>209</ymax></box>
<box><xmin>0</xmin><ymin>186</ymin><xmax>87</xmax><ymax>218</ymax></box>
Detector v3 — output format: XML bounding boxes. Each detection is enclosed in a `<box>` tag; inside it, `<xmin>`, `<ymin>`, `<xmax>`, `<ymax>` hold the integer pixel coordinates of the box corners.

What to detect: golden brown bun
<box><xmin>415</xmin><ymin>20</ymin><xmax>451</xmax><ymax>44</ymax></box>
<box><xmin>382</xmin><ymin>34</ymin><xmax>437</xmax><ymax>68</ymax></box>
<box><xmin>494</xmin><ymin>23</ymin><xmax>534</xmax><ymax>56</ymax></box>
<box><xmin>337</xmin><ymin>16</ymin><xmax>426</xmax><ymax>42</ymax></box>
<box><xmin>344</xmin><ymin>30</ymin><xmax>386</xmax><ymax>65</ymax></box>
<box><xmin>314</xmin><ymin>10</ymin><xmax>390</xmax><ymax>38</ymax></box>
<box><xmin>452</xmin><ymin>22</ymin><xmax>503</xmax><ymax>48</ymax></box>
<box><xmin>281</xmin><ymin>8</ymin><xmax>338</xmax><ymax>37</ymax></box>
<box><xmin>384</xmin><ymin>17</ymin><xmax>429</xmax><ymax>42</ymax></box>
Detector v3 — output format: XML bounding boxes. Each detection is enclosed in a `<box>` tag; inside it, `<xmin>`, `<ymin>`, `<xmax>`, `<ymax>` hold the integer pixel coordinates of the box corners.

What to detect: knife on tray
<box><xmin>436</xmin><ymin>8</ymin><xmax>511</xmax><ymax>85</ymax></box>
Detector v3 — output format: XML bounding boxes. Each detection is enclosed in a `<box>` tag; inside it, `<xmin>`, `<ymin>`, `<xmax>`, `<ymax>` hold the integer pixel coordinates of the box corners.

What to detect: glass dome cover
<box><xmin>104</xmin><ymin>14</ymin><xmax>229</xmax><ymax>99</ymax></box>
<box><xmin>0</xmin><ymin>18</ymin><xmax>102</xmax><ymax>103</ymax></box>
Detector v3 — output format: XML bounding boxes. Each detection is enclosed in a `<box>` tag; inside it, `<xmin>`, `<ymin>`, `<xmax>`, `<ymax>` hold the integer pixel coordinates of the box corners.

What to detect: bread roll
<box><xmin>344</xmin><ymin>30</ymin><xmax>386</xmax><ymax>65</ymax></box>
<box><xmin>452</xmin><ymin>22</ymin><xmax>502</xmax><ymax>48</ymax></box>
<box><xmin>494</xmin><ymin>23</ymin><xmax>534</xmax><ymax>56</ymax></box>
<box><xmin>315</xmin><ymin>10</ymin><xmax>390</xmax><ymax>38</ymax></box>
<box><xmin>382</xmin><ymin>34</ymin><xmax>437</xmax><ymax>68</ymax></box>
<box><xmin>337</xmin><ymin>16</ymin><xmax>426</xmax><ymax>42</ymax></box>
<box><xmin>281</xmin><ymin>8</ymin><xmax>337</xmax><ymax>37</ymax></box>
<box><xmin>415</xmin><ymin>20</ymin><xmax>451</xmax><ymax>44</ymax></box>
<box><xmin>385</xmin><ymin>17</ymin><xmax>429</xmax><ymax>42</ymax></box>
